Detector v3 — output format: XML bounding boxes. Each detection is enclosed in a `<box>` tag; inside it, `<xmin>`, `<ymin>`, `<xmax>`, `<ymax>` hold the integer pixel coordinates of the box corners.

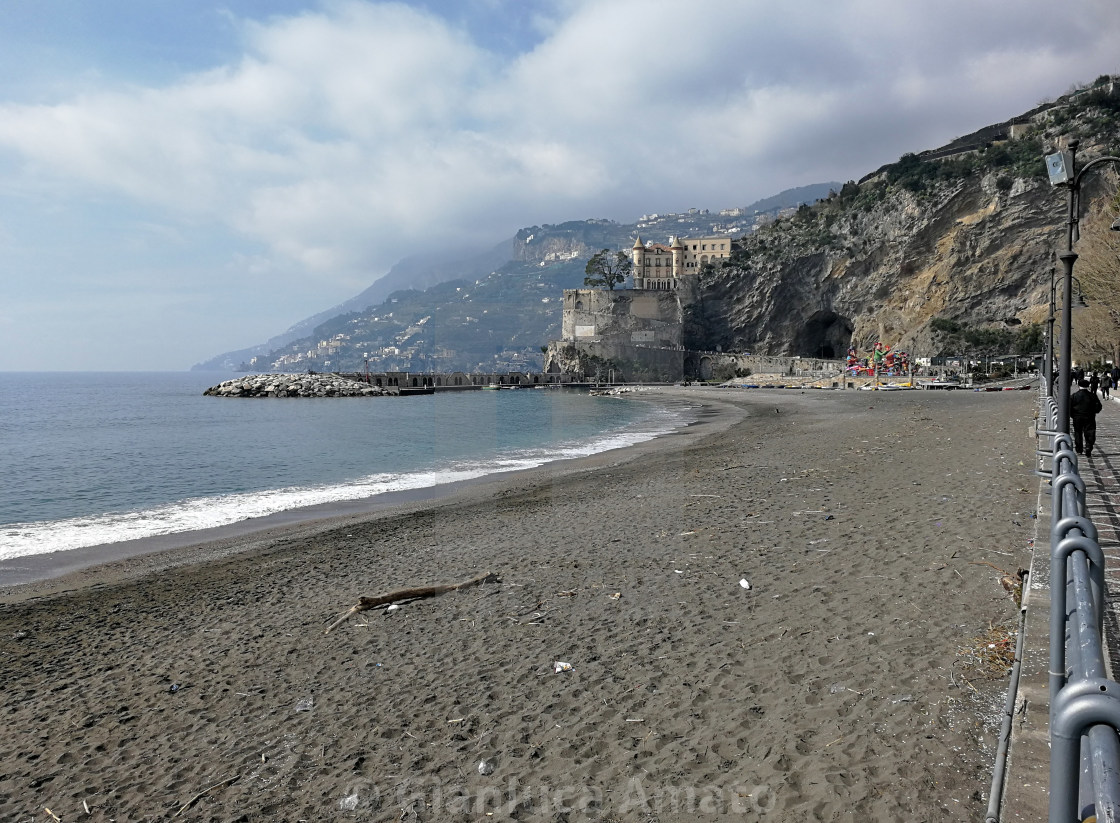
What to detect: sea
<box><xmin>0</xmin><ymin>372</ymin><xmax>694</xmax><ymax>567</ymax></box>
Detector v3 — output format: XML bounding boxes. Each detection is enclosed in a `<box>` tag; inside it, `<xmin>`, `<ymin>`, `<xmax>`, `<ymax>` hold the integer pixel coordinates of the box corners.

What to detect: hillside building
<box><xmin>631</xmin><ymin>235</ymin><xmax>734</xmax><ymax>290</ymax></box>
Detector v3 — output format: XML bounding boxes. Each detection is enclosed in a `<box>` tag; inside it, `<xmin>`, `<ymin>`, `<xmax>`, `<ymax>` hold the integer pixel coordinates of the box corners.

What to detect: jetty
<box><xmin>203</xmin><ymin>370</ymin><xmax>584</xmax><ymax>398</ymax></box>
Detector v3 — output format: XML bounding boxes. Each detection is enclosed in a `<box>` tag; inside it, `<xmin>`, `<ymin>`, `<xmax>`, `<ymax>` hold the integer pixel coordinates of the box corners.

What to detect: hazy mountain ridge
<box><xmin>192</xmin><ymin>184</ymin><xmax>837</xmax><ymax>372</ymax></box>
<box><xmin>196</xmin><ymin>72</ymin><xmax>1120</xmax><ymax>378</ymax></box>
<box><xmin>190</xmin><ymin>240</ymin><xmax>514</xmax><ymax>371</ymax></box>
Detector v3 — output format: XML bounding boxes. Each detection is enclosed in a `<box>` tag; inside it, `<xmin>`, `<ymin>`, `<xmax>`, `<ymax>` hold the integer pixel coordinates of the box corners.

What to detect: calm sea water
<box><xmin>0</xmin><ymin>373</ymin><xmax>692</xmax><ymax>562</ymax></box>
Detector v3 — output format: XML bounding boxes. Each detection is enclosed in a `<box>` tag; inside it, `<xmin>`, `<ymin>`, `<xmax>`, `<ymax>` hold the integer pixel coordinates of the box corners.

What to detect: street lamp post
<box><xmin>1045</xmin><ymin>266</ymin><xmax>1056</xmax><ymax>396</ymax></box>
<box><xmin>1045</xmin><ymin>138</ymin><xmax>1120</xmax><ymax>433</ymax></box>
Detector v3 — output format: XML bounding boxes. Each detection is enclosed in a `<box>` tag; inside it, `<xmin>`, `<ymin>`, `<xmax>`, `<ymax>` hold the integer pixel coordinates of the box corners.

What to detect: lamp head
<box><xmin>1046</xmin><ymin>151</ymin><xmax>1072</xmax><ymax>186</ymax></box>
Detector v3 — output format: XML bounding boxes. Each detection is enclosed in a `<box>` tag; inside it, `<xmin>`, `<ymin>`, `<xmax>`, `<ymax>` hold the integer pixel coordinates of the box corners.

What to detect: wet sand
<box><xmin>0</xmin><ymin>388</ymin><xmax>1037</xmax><ymax>821</ymax></box>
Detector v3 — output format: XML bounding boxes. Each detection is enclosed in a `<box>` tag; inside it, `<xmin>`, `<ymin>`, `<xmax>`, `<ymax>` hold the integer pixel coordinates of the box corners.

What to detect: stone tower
<box><xmin>670</xmin><ymin>235</ymin><xmax>685</xmax><ymax>278</ymax></box>
<box><xmin>631</xmin><ymin>235</ymin><xmax>646</xmax><ymax>288</ymax></box>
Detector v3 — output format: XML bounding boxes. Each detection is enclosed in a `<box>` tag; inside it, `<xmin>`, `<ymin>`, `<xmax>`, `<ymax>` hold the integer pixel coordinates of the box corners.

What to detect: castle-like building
<box><xmin>551</xmin><ymin>233</ymin><xmax>737</xmax><ymax>380</ymax></box>
<box><xmin>631</xmin><ymin>235</ymin><xmax>734</xmax><ymax>290</ymax></box>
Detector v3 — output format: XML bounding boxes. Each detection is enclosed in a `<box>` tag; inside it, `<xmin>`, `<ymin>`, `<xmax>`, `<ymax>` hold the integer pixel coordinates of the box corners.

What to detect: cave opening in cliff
<box><xmin>795</xmin><ymin>311</ymin><xmax>853</xmax><ymax>360</ymax></box>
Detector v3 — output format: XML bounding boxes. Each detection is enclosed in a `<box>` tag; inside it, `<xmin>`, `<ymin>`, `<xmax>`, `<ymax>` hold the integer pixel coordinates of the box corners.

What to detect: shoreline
<box><xmin>0</xmin><ymin>388</ymin><xmax>741</xmax><ymax>602</ymax></box>
<box><xmin>0</xmin><ymin>388</ymin><xmax>1037</xmax><ymax>821</ymax></box>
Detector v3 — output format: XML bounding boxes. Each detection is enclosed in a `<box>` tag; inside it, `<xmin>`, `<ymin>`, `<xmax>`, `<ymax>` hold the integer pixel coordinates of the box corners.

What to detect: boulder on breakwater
<box><xmin>203</xmin><ymin>373</ymin><xmax>388</xmax><ymax>398</ymax></box>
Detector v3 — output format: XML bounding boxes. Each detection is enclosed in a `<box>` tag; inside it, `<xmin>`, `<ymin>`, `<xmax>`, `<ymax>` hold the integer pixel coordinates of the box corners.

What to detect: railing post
<box><xmin>1050</xmin><ymin>680</ymin><xmax>1120</xmax><ymax>822</ymax></box>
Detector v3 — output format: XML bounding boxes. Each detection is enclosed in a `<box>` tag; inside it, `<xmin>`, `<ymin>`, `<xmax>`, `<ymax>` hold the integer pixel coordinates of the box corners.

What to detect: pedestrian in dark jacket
<box><xmin>1071</xmin><ymin>379</ymin><xmax>1104</xmax><ymax>457</ymax></box>
<box><xmin>1090</xmin><ymin>371</ymin><xmax>1100</xmax><ymax>394</ymax></box>
<box><xmin>1104</xmin><ymin>373</ymin><xmax>1113</xmax><ymax>399</ymax></box>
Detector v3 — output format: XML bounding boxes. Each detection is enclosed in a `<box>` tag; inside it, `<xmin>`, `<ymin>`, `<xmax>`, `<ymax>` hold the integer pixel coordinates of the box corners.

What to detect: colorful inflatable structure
<box><xmin>846</xmin><ymin>343</ymin><xmax>910</xmax><ymax>377</ymax></box>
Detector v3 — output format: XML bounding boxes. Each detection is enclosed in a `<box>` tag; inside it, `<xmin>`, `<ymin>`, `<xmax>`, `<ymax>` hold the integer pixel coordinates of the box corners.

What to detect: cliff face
<box><xmin>699</xmin><ymin>172</ymin><xmax>1063</xmax><ymax>358</ymax></box>
<box><xmin>697</xmin><ymin>81</ymin><xmax>1120</xmax><ymax>360</ymax></box>
<box><xmin>513</xmin><ymin>221</ymin><xmax>620</xmax><ymax>266</ymax></box>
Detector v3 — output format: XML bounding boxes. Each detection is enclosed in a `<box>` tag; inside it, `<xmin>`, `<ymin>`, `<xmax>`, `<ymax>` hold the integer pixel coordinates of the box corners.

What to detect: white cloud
<box><xmin>1</xmin><ymin>0</ymin><xmax>1120</xmax><ymax>368</ymax></box>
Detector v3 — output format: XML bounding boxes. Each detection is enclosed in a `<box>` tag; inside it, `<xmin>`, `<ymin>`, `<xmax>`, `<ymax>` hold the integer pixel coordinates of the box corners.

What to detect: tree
<box><xmin>584</xmin><ymin>249</ymin><xmax>631</xmax><ymax>290</ymax></box>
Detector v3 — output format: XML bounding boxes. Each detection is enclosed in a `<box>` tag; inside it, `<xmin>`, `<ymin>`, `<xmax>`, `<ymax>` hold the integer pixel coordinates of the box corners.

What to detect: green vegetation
<box><xmin>882</xmin><ymin>137</ymin><xmax>1048</xmax><ymax>194</ymax></box>
<box><xmin>583</xmin><ymin>249</ymin><xmax>632</xmax><ymax>290</ymax></box>
<box><xmin>930</xmin><ymin>318</ymin><xmax>1043</xmax><ymax>357</ymax></box>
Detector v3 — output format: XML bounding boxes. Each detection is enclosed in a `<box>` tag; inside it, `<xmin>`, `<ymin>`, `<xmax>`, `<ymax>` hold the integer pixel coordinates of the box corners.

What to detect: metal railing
<box><xmin>1037</xmin><ymin>383</ymin><xmax>1120</xmax><ymax>822</ymax></box>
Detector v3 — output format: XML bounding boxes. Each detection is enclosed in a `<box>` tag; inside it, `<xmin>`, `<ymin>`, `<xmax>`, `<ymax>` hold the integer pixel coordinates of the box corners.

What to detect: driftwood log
<box><xmin>324</xmin><ymin>571</ymin><xmax>501</xmax><ymax>634</ymax></box>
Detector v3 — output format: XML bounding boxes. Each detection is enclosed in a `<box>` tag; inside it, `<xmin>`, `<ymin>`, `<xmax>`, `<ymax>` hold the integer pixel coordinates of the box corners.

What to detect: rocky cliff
<box><xmin>696</xmin><ymin>174</ymin><xmax>1056</xmax><ymax>358</ymax></box>
<box><xmin>695</xmin><ymin>82</ymin><xmax>1120</xmax><ymax>361</ymax></box>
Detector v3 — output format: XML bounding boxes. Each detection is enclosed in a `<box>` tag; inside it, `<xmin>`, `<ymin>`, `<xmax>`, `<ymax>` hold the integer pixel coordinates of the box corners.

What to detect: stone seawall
<box><xmin>204</xmin><ymin>374</ymin><xmax>387</xmax><ymax>398</ymax></box>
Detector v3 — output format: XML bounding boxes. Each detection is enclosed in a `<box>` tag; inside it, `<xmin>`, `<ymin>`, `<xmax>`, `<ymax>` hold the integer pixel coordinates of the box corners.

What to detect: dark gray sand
<box><xmin>0</xmin><ymin>388</ymin><xmax>1038</xmax><ymax>821</ymax></box>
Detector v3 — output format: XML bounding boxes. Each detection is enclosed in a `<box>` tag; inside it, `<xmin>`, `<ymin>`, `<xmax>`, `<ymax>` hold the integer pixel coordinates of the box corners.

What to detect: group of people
<box><xmin>1074</xmin><ymin>367</ymin><xmax>1117</xmax><ymax>399</ymax></box>
<box><xmin>1068</xmin><ymin>366</ymin><xmax>1118</xmax><ymax>458</ymax></box>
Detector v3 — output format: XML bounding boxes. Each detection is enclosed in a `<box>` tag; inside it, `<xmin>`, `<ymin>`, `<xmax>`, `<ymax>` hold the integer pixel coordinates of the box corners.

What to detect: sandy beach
<box><xmin>0</xmin><ymin>387</ymin><xmax>1038</xmax><ymax>821</ymax></box>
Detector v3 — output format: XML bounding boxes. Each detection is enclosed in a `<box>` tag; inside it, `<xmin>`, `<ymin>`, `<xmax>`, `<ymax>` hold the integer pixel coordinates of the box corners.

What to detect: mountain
<box><xmin>196</xmin><ymin>74</ymin><xmax>1120</xmax><ymax>380</ymax></box>
<box><xmin>190</xmin><ymin>240</ymin><xmax>514</xmax><ymax>371</ymax></box>
<box><xmin>686</xmin><ymin>77</ymin><xmax>1120</xmax><ymax>364</ymax></box>
<box><xmin>193</xmin><ymin>185</ymin><xmax>838</xmax><ymax>372</ymax></box>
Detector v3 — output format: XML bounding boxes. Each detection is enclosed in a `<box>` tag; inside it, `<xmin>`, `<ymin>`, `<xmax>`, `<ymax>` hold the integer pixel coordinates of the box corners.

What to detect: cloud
<box><xmin>5</xmin><ymin>0</ymin><xmax>1119</xmax><ymax>259</ymax></box>
<box><xmin>1</xmin><ymin>0</ymin><xmax>1120</xmax><ymax>368</ymax></box>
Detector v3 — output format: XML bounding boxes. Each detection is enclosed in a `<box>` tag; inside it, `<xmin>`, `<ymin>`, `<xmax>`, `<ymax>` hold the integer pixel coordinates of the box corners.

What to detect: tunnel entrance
<box><xmin>794</xmin><ymin>311</ymin><xmax>853</xmax><ymax>359</ymax></box>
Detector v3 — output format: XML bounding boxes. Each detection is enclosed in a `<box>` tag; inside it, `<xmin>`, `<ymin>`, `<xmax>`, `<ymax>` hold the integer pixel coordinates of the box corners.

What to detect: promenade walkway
<box><xmin>1001</xmin><ymin>392</ymin><xmax>1120</xmax><ymax>822</ymax></box>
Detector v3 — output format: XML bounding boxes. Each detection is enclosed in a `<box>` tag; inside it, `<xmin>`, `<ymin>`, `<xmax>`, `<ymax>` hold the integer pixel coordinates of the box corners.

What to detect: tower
<box><xmin>632</xmin><ymin>236</ymin><xmax>646</xmax><ymax>289</ymax></box>
<box><xmin>670</xmin><ymin>235</ymin><xmax>685</xmax><ymax>279</ymax></box>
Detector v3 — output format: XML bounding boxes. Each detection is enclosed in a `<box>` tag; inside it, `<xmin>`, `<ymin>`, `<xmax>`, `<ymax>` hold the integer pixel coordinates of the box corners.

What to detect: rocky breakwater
<box><xmin>204</xmin><ymin>373</ymin><xmax>388</xmax><ymax>398</ymax></box>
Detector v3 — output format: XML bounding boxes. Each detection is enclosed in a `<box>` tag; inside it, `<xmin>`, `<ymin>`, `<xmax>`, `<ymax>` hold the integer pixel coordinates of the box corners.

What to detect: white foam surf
<box><xmin>0</xmin><ymin>402</ymin><xmax>688</xmax><ymax>562</ymax></box>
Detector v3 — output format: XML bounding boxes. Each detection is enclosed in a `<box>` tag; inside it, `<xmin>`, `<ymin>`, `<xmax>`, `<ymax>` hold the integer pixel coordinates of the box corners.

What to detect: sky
<box><xmin>2</xmin><ymin>0</ymin><xmax>1120</xmax><ymax>370</ymax></box>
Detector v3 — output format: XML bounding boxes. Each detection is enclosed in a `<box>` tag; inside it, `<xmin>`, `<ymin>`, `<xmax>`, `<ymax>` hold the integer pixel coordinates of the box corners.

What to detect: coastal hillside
<box><xmin>197</xmin><ymin>76</ymin><xmax>1120</xmax><ymax>376</ymax></box>
<box><xmin>192</xmin><ymin>185</ymin><xmax>837</xmax><ymax>373</ymax></box>
<box><xmin>690</xmin><ymin>78</ymin><xmax>1120</xmax><ymax>363</ymax></box>
<box><xmin>190</xmin><ymin>239</ymin><xmax>515</xmax><ymax>371</ymax></box>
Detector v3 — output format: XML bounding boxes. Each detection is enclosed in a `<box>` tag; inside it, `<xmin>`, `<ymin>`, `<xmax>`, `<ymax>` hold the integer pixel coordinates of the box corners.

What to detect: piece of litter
<box><xmin>739</xmin><ymin>579</ymin><xmax>751</xmax><ymax>590</ymax></box>
<box><xmin>553</xmin><ymin>661</ymin><xmax>573</xmax><ymax>673</ymax></box>
<box><xmin>674</xmin><ymin>570</ymin><xmax>684</xmax><ymax>574</ymax></box>
<box><xmin>385</xmin><ymin>604</ymin><xmax>401</xmax><ymax>613</ymax></box>
<box><xmin>625</xmin><ymin>718</ymin><xmax>644</xmax><ymax>722</ymax></box>
<box><xmin>339</xmin><ymin>793</ymin><xmax>360</xmax><ymax>811</ymax></box>
<box><xmin>295</xmin><ymin>697</ymin><xmax>314</xmax><ymax>712</ymax></box>
<box><xmin>478</xmin><ymin>759</ymin><xmax>494</xmax><ymax>775</ymax></box>
<box><xmin>608</xmin><ymin>592</ymin><xmax>621</xmax><ymax>600</ymax></box>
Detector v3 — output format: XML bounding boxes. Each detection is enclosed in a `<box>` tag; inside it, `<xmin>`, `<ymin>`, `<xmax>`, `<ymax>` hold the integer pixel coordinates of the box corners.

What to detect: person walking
<box><xmin>1071</xmin><ymin>378</ymin><xmax>1104</xmax><ymax>457</ymax></box>
<box><xmin>1090</xmin><ymin>371</ymin><xmax>1100</xmax><ymax>395</ymax></box>
<box><xmin>1103</xmin><ymin>372</ymin><xmax>1113</xmax><ymax>400</ymax></box>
